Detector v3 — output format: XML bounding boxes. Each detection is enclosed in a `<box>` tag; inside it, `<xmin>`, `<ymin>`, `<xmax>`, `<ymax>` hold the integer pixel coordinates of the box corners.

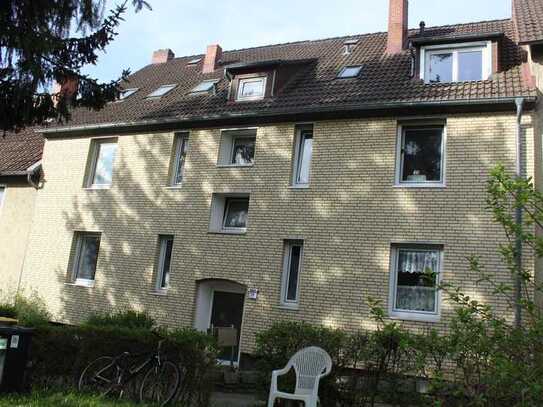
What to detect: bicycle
<box><xmin>78</xmin><ymin>340</ymin><xmax>181</xmax><ymax>406</ymax></box>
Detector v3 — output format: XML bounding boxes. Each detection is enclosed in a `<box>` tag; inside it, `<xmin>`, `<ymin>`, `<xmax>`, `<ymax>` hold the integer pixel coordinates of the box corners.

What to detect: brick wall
<box><xmin>21</xmin><ymin>113</ymin><xmax>535</xmax><ymax>353</ymax></box>
<box><xmin>0</xmin><ymin>180</ymin><xmax>37</xmax><ymax>298</ymax></box>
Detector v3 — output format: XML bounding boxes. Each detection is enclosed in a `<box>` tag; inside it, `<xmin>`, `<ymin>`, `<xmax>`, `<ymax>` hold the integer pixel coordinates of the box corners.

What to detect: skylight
<box><xmin>337</xmin><ymin>65</ymin><xmax>363</xmax><ymax>79</ymax></box>
<box><xmin>119</xmin><ymin>88</ymin><xmax>138</xmax><ymax>100</ymax></box>
<box><xmin>190</xmin><ymin>79</ymin><xmax>219</xmax><ymax>93</ymax></box>
<box><xmin>146</xmin><ymin>84</ymin><xmax>177</xmax><ymax>98</ymax></box>
<box><xmin>187</xmin><ymin>58</ymin><xmax>202</xmax><ymax>65</ymax></box>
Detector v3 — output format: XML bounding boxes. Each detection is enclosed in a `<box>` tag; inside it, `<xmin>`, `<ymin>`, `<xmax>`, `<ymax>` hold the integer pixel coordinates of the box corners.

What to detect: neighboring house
<box><xmin>0</xmin><ymin>127</ymin><xmax>43</xmax><ymax>297</ymax></box>
<box><xmin>10</xmin><ymin>0</ymin><xmax>543</xmax><ymax>363</ymax></box>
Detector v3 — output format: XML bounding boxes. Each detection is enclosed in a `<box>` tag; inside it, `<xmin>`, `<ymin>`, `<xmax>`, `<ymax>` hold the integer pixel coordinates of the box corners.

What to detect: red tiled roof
<box><xmin>0</xmin><ymin>127</ymin><xmax>44</xmax><ymax>176</ymax></box>
<box><xmin>514</xmin><ymin>0</ymin><xmax>543</xmax><ymax>44</ymax></box>
<box><xmin>45</xmin><ymin>18</ymin><xmax>537</xmax><ymax>133</ymax></box>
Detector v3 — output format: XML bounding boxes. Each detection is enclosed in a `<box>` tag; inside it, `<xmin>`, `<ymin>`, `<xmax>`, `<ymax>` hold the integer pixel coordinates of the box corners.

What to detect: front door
<box><xmin>210</xmin><ymin>291</ymin><xmax>245</xmax><ymax>362</ymax></box>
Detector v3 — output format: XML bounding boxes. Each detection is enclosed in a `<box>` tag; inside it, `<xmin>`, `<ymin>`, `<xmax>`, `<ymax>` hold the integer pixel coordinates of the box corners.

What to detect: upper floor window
<box><xmin>155</xmin><ymin>235</ymin><xmax>174</xmax><ymax>292</ymax></box>
<box><xmin>292</xmin><ymin>125</ymin><xmax>313</xmax><ymax>187</ymax></box>
<box><xmin>119</xmin><ymin>88</ymin><xmax>138</xmax><ymax>100</ymax></box>
<box><xmin>209</xmin><ymin>193</ymin><xmax>250</xmax><ymax>235</ymax></box>
<box><xmin>70</xmin><ymin>232</ymin><xmax>101</xmax><ymax>287</ymax></box>
<box><xmin>86</xmin><ymin>139</ymin><xmax>118</xmax><ymax>188</ymax></box>
<box><xmin>281</xmin><ymin>240</ymin><xmax>304</xmax><ymax>307</ymax></box>
<box><xmin>218</xmin><ymin>129</ymin><xmax>256</xmax><ymax>167</ymax></box>
<box><xmin>421</xmin><ymin>42</ymin><xmax>491</xmax><ymax>83</ymax></box>
<box><xmin>237</xmin><ymin>77</ymin><xmax>266</xmax><ymax>101</ymax></box>
<box><xmin>146</xmin><ymin>84</ymin><xmax>177</xmax><ymax>99</ymax></box>
<box><xmin>170</xmin><ymin>132</ymin><xmax>189</xmax><ymax>186</ymax></box>
<box><xmin>396</xmin><ymin>125</ymin><xmax>445</xmax><ymax>187</ymax></box>
<box><xmin>389</xmin><ymin>244</ymin><xmax>442</xmax><ymax>322</ymax></box>
<box><xmin>337</xmin><ymin>65</ymin><xmax>363</xmax><ymax>79</ymax></box>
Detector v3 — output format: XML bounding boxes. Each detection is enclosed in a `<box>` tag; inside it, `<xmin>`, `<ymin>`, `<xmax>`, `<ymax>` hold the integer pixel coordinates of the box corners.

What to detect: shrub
<box><xmin>84</xmin><ymin>310</ymin><xmax>155</xmax><ymax>330</ymax></box>
<box><xmin>0</xmin><ymin>292</ymin><xmax>51</xmax><ymax>327</ymax></box>
<box><xmin>0</xmin><ymin>303</ymin><xmax>17</xmax><ymax>319</ymax></box>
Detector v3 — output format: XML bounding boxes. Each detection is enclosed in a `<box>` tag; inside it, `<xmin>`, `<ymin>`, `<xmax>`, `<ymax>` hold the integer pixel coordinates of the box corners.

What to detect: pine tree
<box><xmin>0</xmin><ymin>0</ymin><xmax>151</xmax><ymax>132</ymax></box>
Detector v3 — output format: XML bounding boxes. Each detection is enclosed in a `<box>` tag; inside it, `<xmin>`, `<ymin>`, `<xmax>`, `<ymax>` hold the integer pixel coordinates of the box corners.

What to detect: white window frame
<box><xmin>420</xmin><ymin>41</ymin><xmax>492</xmax><ymax>84</ymax></box>
<box><xmin>292</xmin><ymin>126</ymin><xmax>314</xmax><ymax>188</ymax></box>
<box><xmin>71</xmin><ymin>232</ymin><xmax>101</xmax><ymax>287</ymax></box>
<box><xmin>337</xmin><ymin>65</ymin><xmax>363</xmax><ymax>78</ymax></box>
<box><xmin>118</xmin><ymin>88</ymin><xmax>138</xmax><ymax>101</ymax></box>
<box><xmin>222</xmin><ymin>197</ymin><xmax>249</xmax><ymax>232</ymax></box>
<box><xmin>236</xmin><ymin>76</ymin><xmax>267</xmax><ymax>101</ymax></box>
<box><xmin>388</xmin><ymin>244</ymin><xmax>443</xmax><ymax>322</ymax></box>
<box><xmin>280</xmin><ymin>240</ymin><xmax>304</xmax><ymax>308</ymax></box>
<box><xmin>230</xmin><ymin>135</ymin><xmax>256</xmax><ymax>166</ymax></box>
<box><xmin>0</xmin><ymin>185</ymin><xmax>6</xmax><ymax>213</ymax></box>
<box><xmin>218</xmin><ymin>128</ymin><xmax>257</xmax><ymax>167</ymax></box>
<box><xmin>155</xmin><ymin>235</ymin><xmax>174</xmax><ymax>292</ymax></box>
<box><xmin>146</xmin><ymin>84</ymin><xmax>177</xmax><ymax>99</ymax></box>
<box><xmin>395</xmin><ymin>124</ymin><xmax>446</xmax><ymax>188</ymax></box>
<box><xmin>85</xmin><ymin>138</ymin><xmax>118</xmax><ymax>189</ymax></box>
<box><xmin>170</xmin><ymin>132</ymin><xmax>190</xmax><ymax>186</ymax></box>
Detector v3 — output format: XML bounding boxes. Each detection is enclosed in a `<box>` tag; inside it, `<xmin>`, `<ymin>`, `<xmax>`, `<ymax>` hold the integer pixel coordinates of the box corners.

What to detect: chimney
<box><xmin>52</xmin><ymin>76</ymin><xmax>78</xmax><ymax>107</ymax></box>
<box><xmin>203</xmin><ymin>44</ymin><xmax>222</xmax><ymax>74</ymax></box>
<box><xmin>386</xmin><ymin>0</ymin><xmax>409</xmax><ymax>54</ymax></box>
<box><xmin>152</xmin><ymin>48</ymin><xmax>175</xmax><ymax>64</ymax></box>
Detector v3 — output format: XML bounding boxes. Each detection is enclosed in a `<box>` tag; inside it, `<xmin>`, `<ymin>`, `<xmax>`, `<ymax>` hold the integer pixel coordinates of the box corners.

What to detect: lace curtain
<box><xmin>396</xmin><ymin>250</ymin><xmax>438</xmax><ymax>313</ymax></box>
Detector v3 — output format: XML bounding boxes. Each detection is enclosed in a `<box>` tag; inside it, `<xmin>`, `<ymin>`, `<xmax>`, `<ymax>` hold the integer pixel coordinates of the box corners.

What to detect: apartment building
<box><xmin>6</xmin><ymin>0</ymin><xmax>543</xmax><ymax>363</ymax></box>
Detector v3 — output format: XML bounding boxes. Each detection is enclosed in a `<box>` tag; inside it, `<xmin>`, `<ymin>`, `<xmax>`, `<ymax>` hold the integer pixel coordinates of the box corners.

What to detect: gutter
<box><xmin>39</xmin><ymin>96</ymin><xmax>537</xmax><ymax>136</ymax></box>
<box><xmin>514</xmin><ymin>97</ymin><xmax>524</xmax><ymax>328</ymax></box>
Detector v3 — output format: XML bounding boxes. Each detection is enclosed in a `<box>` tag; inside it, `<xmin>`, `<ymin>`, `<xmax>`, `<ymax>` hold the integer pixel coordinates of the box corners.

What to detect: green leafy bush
<box><xmin>84</xmin><ymin>310</ymin><xmax>155</xmax><ymax>330</ymax></box>
<box><xmin>0</xmin><ymin>303</ymin><xmax>17</xmax><ymax>319</ymax></box>
<box><xmin>0</xmin><ymin>293</ymin><xmax>51</xmax><ymax>327</ymax></box>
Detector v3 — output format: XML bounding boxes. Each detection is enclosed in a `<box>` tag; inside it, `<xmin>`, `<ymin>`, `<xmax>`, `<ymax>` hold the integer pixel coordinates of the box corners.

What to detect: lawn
<box><xmin>0</xmin><ymin>391</ymin><xmax>158</xmax><ymax>407</ymax></box>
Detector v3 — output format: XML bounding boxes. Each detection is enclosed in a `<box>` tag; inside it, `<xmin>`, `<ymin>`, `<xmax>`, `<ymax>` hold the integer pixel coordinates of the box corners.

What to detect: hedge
<box><xmin>31</xmin><ymin>325</ymin><xmax>217</xmax><ymax>406</ymax></box>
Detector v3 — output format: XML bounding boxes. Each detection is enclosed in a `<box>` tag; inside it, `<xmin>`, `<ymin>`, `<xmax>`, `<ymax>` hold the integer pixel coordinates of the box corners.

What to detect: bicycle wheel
<box><xmin>78</xmin><ymin>356</ymin><xmax>119</xmax><ymax>396</ymax></box>
<box><xmin>139</xmin><ymin>360</ymin><xmax>181</xmax><ymax>406</ymax></box>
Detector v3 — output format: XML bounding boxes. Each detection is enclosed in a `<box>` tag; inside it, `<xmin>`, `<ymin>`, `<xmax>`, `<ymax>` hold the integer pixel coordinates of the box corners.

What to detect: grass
<box><xmin>0</xmin><ymin>391</ymin><xmax>159</xmax><ymax>407</ymax></box>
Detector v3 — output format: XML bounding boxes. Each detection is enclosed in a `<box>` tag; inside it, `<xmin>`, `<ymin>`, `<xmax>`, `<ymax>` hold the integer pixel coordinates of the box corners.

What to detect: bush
<box><xmin>0</xmin><ymin>303</ymin><xmax>17</xmax><ymax>319</ymax></box>
<box><xmin>0</xmin><ymin>293</ymin><xmax>51</xmax><ymax>327</ymax></box>
<box><xmin>84</xmin><ymin>310</ymin><xmax>155</xmax><ymax>330</ymax></box>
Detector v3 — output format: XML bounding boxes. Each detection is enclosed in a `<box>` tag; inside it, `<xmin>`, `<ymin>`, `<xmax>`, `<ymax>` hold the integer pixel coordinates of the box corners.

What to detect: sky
<box><xmin>84</xmin><ymin>0</ymin><xmax>512</xmax><ymax>82</ymax></box>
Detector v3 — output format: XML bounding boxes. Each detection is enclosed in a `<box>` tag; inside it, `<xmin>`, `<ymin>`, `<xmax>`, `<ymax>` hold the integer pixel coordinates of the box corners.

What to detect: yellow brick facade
<box><xmin>0</xmin><ymin>180</ymin><xmax>37</xmax><ymax>298</ymax></box>
<box><xmin>20</xmin><ymin>113</ymin><xmax>536</xmax><ymax>354</ymax></box>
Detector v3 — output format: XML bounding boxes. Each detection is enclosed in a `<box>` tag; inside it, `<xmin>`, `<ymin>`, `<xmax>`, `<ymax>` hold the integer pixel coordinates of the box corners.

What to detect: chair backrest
<box><xmin>288</xmin><ymin>346</ymin><xmax>332</xmax><ymax>395</ymax></box>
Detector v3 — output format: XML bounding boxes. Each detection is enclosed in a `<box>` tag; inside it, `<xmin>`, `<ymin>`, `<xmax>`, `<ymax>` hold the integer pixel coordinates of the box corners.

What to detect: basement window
<box><xmin>337</xmin><ymin>65</ymin><xmax>363</xmax><ymax>78</ymax></box>
<box><xmin>146</xmin><ymin>84</ymin><xmax>177</xmax><ymax>98</ymax></box>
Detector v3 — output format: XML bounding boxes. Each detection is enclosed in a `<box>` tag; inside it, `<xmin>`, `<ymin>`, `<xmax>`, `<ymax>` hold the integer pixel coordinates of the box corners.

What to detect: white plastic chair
<box><xmin>267</xmin><ymin>346</ymin><xmax>332</xmax><ymax>407</ymax></box>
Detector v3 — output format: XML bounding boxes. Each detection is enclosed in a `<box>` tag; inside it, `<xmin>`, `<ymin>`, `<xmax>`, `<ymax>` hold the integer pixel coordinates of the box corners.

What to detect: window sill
<box><xmin>208</xmin><ymin>229</ymin><xmax>247</xmax><ymax>236</ymax></box>
<box><xmin>278</xmin><ymin>304</ymin><xmax>300</xmax><ymax>311</ymax></box>
<box><xmin>389</xmin><ymin>311</ymin><xmax>440</xmax><ymax>323</ymax></box>
<box><xmin>84</xmin><ymin>186</ymin><xmax>111</xmax><ymax>191</ymax></box>
<box><xmin>216</xmin><ymin>164</ymin><xmax>254</xmax><ymax>168</ymax></box>
<box><xmin>393</xmin><ymin>183</ymin><xmax>446</xmax><ymax>189</ymax></box>
<box><xmin>65</xmin><ymin>281</ymin><xmax>95</xmax><ymax>288</ymax></box>
<box><xmin>149</xmin><ymin>290</ymin><xmax>168</xmax><ymax>296</ymax></box>
<box><xmin>164</xmin><ymin>185</ymin><xmax>184</xmax><ymax>190</ymax></box>
<box><xmin>289</xmin><ymin>184</ymin><xmax>310</xmax><ymax>190</ymax></box>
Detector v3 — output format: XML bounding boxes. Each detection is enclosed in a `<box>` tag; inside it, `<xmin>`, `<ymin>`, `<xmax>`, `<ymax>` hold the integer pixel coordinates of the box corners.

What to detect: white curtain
<box><xmin>396</xmin><ymin>250</ymin><xmax>438</xmax><ymax>312</ymax></box>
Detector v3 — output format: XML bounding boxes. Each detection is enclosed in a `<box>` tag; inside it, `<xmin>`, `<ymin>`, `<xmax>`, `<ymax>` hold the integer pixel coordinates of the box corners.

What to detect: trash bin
<box><xmin>0</xmin><ymin>325</ymin><xmax>34</xmax><ymax>393</ymax></box>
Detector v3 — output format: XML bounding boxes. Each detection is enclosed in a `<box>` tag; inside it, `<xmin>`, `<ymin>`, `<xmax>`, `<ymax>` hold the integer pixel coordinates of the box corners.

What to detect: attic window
<box><xmin>146</xmin><ymin>84</ymin><xmax>177</xmax><ymax>98</ymax></box>
<box><xmin>337</xmin><ymin>65</ymin><xmax>363</xmax><ymax>79</ymax></box>
<box><xmin>187</xmin><ymin>58</ymin><xmax>202</xmax><ymax>65</ymax></box>
<box><xmin>190</xmin><ymin>79</ymin><xmax>219</xmax><ymax>94</ymax></box>
<box><xmin>343</xmin><ymin>39</ymin><xmax>359</xmax><ymax>55</ymax></box>
<box><xmin>118</xmin><ymin>88</ymin><xmax>138</xmax><ymax>100</ymax></box>
<box><xmin>236</xmin><ymin>76</ymin><xmax>266</xmax><ymax>101</ymax></box>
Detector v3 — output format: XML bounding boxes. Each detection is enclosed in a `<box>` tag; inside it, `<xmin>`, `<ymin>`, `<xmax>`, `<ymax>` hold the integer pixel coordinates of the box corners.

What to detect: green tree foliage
<box><xmin>0</xmin><ymin>0</ymin><xmax>151</xmax><ymax>132</ymax></box>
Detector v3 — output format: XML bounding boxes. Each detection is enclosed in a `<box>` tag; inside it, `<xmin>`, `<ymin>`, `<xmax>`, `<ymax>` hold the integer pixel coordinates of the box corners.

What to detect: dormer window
<box><xmin>421</xmin><ymin>42</ymin><xmax>491</xmax><ymax>83</ymax></box>
<box><xmin>190</xmin><ymin>79</ymin><xmax>219</xmax><ymax>94</ymax></box>
<box><xmin>337</xmin><ymin>65</ymin><xmax>363</xmax><ymax>79</ymax></box>
<box><xmin>236</xmin><ymin>76</ymin><xmax>266</xmax><ymax>101</ymax></box>
<box><xmin>119</xmin><ymin>88</ymin><xmax>138</xmax><ymax>100</ymax></box>
<box><xmin>146</xmin><ymin>84</ymin><xmax>177</xmax><ymax>98</ymax></box>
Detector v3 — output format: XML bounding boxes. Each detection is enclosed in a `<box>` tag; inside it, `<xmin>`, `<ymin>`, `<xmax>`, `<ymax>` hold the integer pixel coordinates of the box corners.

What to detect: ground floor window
<box><xmin>389</xmin><ymin>244</ymin><xmax>442</xmax><ymax>321</ymax></box>
<box><xmin>70</xmin><ymin>232</ymin><xmax>101</xmax><ymax>286</ymax></box>
<box><xmin>281</xmin><ymin>240</ymin><xmax>304</xmax><ymax>307</ymax></box>
<box><xmin>156</xmin><ymin>235</ymin><xmax>174</xmax><ymax>291</ymax></box>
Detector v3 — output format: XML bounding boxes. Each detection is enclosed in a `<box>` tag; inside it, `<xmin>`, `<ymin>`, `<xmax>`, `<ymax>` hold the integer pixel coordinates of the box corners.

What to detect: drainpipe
<box><xmin>514</xmin><ymin>97</ymin><xmax>524</xmax><ymax>328</ymax></box>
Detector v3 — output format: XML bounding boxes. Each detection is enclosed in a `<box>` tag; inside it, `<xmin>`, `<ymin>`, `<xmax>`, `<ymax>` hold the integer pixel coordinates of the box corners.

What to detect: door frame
<box><xmin>207</xmin><ymin>287</ymin><xmax>246</xmax><ymax>365</ymax></box>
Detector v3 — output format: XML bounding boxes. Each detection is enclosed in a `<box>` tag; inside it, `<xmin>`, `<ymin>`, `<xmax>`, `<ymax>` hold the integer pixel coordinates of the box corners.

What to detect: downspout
<box><xmin>515</xmin><ymin>97</ymin><xmax>524</xmax><ymax>328</ymax></box>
